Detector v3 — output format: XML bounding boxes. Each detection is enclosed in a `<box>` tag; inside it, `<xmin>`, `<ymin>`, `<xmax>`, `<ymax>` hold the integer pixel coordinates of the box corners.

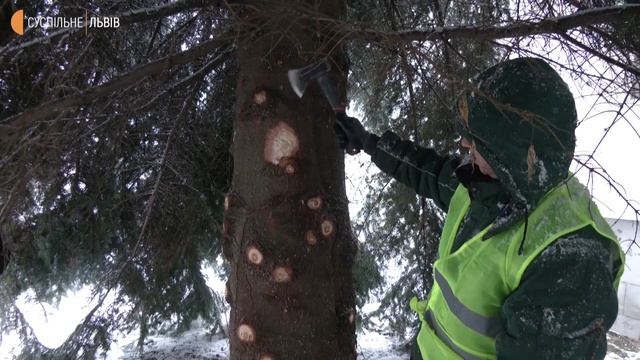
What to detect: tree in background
<box><xmin>1</xmin><ymin>2</ymin><xmax>236</xmax><ymax>358</ymax></box>
<box><xmin>1</xmin><ymin>0</ymin><xmax>639</xmax><ymax>358</ymax></box>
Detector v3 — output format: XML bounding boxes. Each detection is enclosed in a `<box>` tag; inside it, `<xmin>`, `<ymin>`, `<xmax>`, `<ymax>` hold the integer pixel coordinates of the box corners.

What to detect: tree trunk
<box><xmin>224</xmin><ymin>1</ymin><xmax>357</xmax><ymax>359</ymax></box>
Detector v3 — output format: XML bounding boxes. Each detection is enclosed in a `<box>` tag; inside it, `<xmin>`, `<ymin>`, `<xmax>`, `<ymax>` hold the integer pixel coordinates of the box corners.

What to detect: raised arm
<box><xmin>334</xmin><ymin>114</ymin><xmax>460</xmax><ymax>211</ymax></box>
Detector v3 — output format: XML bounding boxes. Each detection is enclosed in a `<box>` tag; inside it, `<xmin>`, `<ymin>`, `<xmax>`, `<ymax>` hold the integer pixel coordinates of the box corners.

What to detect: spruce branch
<box><xmin>0</xmin><ymin>37</ymin><xmax>232</xmax><ymax>128</ymax></box>
<box><xmin>342</xmin><ymin>5</ymin><xmax>640</xmax><ymax>44</ymax></box>
<box><xmin>116</xmin><ymin>84</ymin><xmax>201</xmax><ymax>284</ymax></box>
<box><xmin>0</xmin><ymin>0</ymin><xmax>224</xmax><ymax>57</ymax></box>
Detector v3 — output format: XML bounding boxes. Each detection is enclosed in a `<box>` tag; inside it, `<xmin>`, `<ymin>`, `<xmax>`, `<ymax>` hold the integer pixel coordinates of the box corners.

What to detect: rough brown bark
<box><xmin>224</xmin><ymin>1</ymin><xmax>357</xmax><ymax>359</ymax></box>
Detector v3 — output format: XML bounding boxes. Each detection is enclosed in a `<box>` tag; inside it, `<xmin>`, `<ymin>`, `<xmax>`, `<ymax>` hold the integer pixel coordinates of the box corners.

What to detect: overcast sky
<box><xmin>567</xmin><ymin>75</ymin><xmax>640</xmax><ymax>220</ymax></box>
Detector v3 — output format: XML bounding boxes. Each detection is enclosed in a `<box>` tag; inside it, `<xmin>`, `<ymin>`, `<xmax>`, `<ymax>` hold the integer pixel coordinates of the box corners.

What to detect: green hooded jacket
<box><xmin>366</xmin><ymin>58</ymin><xmax>623</xmax><ymax>359</ymax></box>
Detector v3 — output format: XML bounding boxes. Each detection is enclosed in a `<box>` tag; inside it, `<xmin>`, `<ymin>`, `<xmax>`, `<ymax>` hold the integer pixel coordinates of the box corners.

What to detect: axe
<box><xmin>288</xmin><ymin>59</ymin><xmax>359</xmax><ymax>155</ymax></box>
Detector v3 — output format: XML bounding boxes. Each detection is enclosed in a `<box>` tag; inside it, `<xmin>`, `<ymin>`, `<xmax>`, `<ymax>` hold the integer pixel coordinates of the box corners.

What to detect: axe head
<box><xmin>288</xmin><ymin>59</ymin><xmax>331</xmax><ymax>98</ymax></box>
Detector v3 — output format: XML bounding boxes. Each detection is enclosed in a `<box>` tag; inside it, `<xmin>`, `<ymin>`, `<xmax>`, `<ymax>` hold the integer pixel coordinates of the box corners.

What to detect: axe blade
<box><xmin>287</xmin><ymin>68</ymin><xmax>307</xmax><ymax>98</ymax></box>
<box><xmin>287</xmin><ymin>59</ymin><xmax>331</xmax><ymax>98</ymax></box>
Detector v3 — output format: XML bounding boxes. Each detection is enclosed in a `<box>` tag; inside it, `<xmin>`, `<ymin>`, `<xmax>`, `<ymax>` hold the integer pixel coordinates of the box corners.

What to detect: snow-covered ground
<box><xmin>2</xmin><ymin>277</ymin><xmax>634</xmax><ymax>360</ymax></box>
<box><xmin>107</xmin><ymin>324</ymin><xmax>640</xmax><ymax>360</ymax></box>
<box><xmin>2</xmin><ymin>299</ymin><xmax>638</xmax><ymax>359</ymax></box>
<box><xmin>607</xmin><ymin>332</ymin><xmax>640</xmax><ymax>360</ymax></box>
<box><xmin>107</xmin><ymin>327</ymin><xmax>639</xmax><ymax>360</ymax></box>
<box><xmin>103</xmin><ymin>326</ymin><xmax>410</xmax><ymax>360</ymax></box>
<box><xmin>107</xmin><ymin>328</ymin><xmax>640</xmax><ymax>360</ymax></box>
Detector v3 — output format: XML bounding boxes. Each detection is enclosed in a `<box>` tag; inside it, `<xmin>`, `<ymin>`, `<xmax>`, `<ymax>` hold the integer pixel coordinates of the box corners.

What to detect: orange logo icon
<box><xmin>11</xmin><ymin>9</ymin><xmax>24</xmax><ymax>35</ymax></box>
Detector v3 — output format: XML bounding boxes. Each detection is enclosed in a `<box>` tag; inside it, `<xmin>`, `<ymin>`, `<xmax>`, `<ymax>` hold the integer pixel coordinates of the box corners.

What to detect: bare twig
<box><xmin>561</xmin><ymin>32</ymin><xmax>640</xmax><ymax>78</ymax></box>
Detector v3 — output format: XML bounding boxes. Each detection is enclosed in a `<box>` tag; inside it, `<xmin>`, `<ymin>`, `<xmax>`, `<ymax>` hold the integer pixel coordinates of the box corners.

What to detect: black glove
<box><xmin>334</xmin><ymin>112</ymin><xmax>377</xmax><ymax>155</ymax></box>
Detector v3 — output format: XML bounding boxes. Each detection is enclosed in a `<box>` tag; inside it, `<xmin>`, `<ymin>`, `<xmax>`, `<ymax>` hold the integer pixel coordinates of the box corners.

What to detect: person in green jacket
<box><xmin>334</xmin><ymin>57</ymin><xmax>624</xmax><ymax>360</ymax></box>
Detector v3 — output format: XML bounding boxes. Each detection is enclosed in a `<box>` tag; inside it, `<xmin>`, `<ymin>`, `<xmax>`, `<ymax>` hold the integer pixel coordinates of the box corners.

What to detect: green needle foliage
<box><xmin>1</xmin><ymin>1</ymin><xmax>235</xmax><ymax>358</ymax></box>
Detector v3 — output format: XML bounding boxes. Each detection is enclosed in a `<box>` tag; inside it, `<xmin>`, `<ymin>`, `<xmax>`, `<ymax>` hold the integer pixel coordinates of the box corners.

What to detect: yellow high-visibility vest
<box><xmin>410</xmin><ymin>177</ymin><xmax>624</xmax><ymax>359</ymax></box>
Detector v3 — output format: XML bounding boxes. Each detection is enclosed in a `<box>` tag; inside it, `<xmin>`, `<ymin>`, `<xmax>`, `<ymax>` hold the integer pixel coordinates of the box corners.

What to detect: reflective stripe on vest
<box><xmin>425</xmin><ymin>310</ymin><xmax>481</xmax><ymax>360</ymax></box>
<box><xmin>434</xmin><ymin>269</ymin><xmax>502</xmax><ymax>338</ymax></box>
<box><xmin>412</xmin><ymin>177</ymin><xmax>625</xmax><ymax>360</ymax></box>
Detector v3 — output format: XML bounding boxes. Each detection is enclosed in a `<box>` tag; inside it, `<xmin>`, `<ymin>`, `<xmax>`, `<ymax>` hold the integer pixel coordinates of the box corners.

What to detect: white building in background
<box><xmin>609</xmin><ymin>218</ymin><xmax>640</xmax><ymax>340</ymax></box>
